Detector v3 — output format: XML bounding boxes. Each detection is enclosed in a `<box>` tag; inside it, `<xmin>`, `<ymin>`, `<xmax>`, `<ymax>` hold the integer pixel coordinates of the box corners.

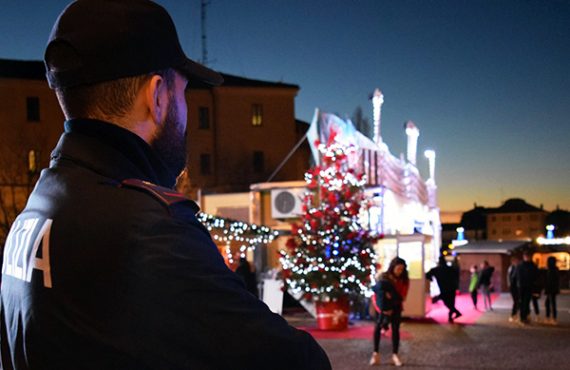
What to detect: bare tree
<box><xmin>0</xmin><ymin>133</ymin><xmax>47</xmax><ymax>244</ymax></box>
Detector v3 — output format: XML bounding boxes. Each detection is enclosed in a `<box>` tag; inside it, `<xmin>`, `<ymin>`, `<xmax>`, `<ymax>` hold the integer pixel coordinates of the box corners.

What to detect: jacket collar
<box><xmin>50</xmin><ymin>119</ymin><xmax>177</xmax><ymax>188</ymax></box>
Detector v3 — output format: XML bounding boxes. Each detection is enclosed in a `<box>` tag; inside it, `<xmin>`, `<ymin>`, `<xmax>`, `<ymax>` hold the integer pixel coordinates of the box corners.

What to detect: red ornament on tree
<box><xmin>279</xmin><ymin>130</ymin><xmax>379</xmax><ymax>331</ymax></box>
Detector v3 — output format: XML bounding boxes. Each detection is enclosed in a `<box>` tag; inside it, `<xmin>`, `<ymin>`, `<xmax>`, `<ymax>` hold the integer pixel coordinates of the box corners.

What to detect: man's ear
<box><xmin>145</xmin><ymin>74</ymin><xmax>168</xmax><ymax>125</ymax></box>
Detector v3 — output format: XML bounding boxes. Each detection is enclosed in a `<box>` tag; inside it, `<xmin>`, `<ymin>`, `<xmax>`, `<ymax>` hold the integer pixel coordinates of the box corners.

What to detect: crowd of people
<box><xmin>366</xmin><ymin>252</ymin><xmax>561</xmax><ymax>366</ymax></box>
<box><xmin>368</xmin><ymin>252</ymin><xmax>561</xmax><ymax>324</ymax></box>
<box><xmin>425</xmin><ymin>257</ymin><xmax>496</xmax><ymax>322</ymax></box>
<box><xmin>507</xmin><ymin>252</ymin><xmax>560</xmax><ymax>325</ymax></box>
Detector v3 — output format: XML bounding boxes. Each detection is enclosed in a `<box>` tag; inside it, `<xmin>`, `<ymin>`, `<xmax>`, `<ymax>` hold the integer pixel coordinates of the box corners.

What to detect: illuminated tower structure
<box><xmin>405</xmin><ymin>121</ymin><xmax>420</xmax><ymax>166</ymax></box>
<box><xmin>424</xmin><ymin>149</ymin><xmax>437</xmax><ymax>208</ymax></box>
<box><xmin>424</xmin><ymin>149</ymin><xmax>441</xmax><ymax>264</ymax></box>
<box><xmin>364</xmin><ymin>89</ymin><xmax>441</xmax><ymax>316</ymax></box>
<box><xmin>372</xmin><ymin>88</ymin><xmax>384</xmax><ymax>144</ymax></box>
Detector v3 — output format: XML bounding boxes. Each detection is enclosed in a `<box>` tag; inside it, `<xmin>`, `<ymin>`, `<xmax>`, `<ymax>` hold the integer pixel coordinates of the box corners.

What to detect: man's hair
<box><xmin>55</xmin><ymin>68</ymin><xmax>177</xmax><ymax>121</ymax></box>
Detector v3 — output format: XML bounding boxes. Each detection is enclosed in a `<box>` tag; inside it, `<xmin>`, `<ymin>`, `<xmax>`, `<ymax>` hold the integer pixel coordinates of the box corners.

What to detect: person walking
<box><xmin>0</xmin><ymin>1</ymin><xmax>331</xmax><ymax>369</ymax></box>
<box><xmin>544</xmin><ymin>256</ymin><xmax>560</xmax><ymax>325</ymax></box>
<box><xmin>478</xmin><ymin>260</ymin><xmax>495</xmax><ymax>311</ymax></box>
<box><xmin>516</xmin><ymin>251</ymin><xmax>538</xmax><ymax>324</ymax></box>
<box><xmin>507</xmin><ymin>256</ymin><xmax>520</xmax><ymax>322</ymax></box>
<box><xmin>426</xmin><ymin>256</ymin><xmax>462</xmax><ymax>323</ymax></box>
<box><xmin>469</xmin><ymin>265</ymin><xmax>479</xmax><ymax>310</ymax></box>
<box><xmin>370</xmin><ymin>257</ymin><xmax>410</xmax><ymax>367</ymax></box>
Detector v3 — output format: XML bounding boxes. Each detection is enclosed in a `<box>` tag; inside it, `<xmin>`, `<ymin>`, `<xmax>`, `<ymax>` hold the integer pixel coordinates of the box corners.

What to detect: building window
<box><xmin>253</xmin><ymin>151</ymin><xmax>264</xmax><ymax>173</ymax></box>
<box><xmin>492</xmin><ymin>229</ymin><xmax>497</xmax><ymax>235</ymax></box>
<box><xmin>530</xmin><ymin>214</ymin><xmax>538</xmax><ymax>221</ymax></box>
<box><xmin>28</xmin><ymin>150</ymin><xmax>40</xmax><ymax>174</ymax></box>
<box><xmin>198</xmin><ymin>107</ymin><xmax>210</xmax><ymax>129</ymax></box>
<box><xmin>491</xmin><ymin>216</ymin><xmax>496</xmax><ymax>222</ymax></box>
<box><xmin>516</xmin><ymin>215</ymin><xmax>522</xmax><ymax>221</ymax></box>
<box><xmin>26</xmin><ymin>97</ymin><xmax>40</xmax><ymax>122</ymax></box>
<box><xmin>502</xmin><ymin>216</ymin><xmax>511</xmax><ymax>222</ymax></box>
<box><xmin>503</xmin><ymin>228</ymin><xmax>510</xmax><ymax>235</ymax></box>
<box><xmin>252</xmin><ymin>104</ymin><xmax>263</xmax><ymax>126</ymax></box>
<box><xmin>200</xmin><ymin>153</ymin><xmax>211</xmax><ymax>175</ymax></box>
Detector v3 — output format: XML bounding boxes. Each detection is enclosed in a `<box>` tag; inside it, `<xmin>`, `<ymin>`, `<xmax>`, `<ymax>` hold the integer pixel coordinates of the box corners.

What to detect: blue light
<box><xmin>456</xmin><ymin>227</ymin><xmax>465</xmax><ymax>241</ymax></box>
<box><xmin>546</xmin><ymin>224</ymin><xmax>555</xmax><ymax>240</ymax></box>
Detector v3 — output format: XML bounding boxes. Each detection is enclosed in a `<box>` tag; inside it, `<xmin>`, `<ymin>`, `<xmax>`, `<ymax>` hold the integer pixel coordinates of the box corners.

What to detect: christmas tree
<box><xmin>280</xmin><ymin>131</ymin><xmax>379</xmax><ymax>302</ymax></box>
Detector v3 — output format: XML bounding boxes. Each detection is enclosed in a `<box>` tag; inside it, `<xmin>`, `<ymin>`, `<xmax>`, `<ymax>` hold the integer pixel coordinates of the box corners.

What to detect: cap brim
<box><xmin>179</xmin><ymin>58</ymin><xmax>223</xmax><ymax>86</ymax></box>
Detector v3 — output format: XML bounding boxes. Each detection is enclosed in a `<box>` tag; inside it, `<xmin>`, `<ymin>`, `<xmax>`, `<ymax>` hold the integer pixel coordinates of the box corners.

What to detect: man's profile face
<box><xmin>151</xmin><ymin>72</ymin><xmax>189</xmax><ymax>177</ymax></box>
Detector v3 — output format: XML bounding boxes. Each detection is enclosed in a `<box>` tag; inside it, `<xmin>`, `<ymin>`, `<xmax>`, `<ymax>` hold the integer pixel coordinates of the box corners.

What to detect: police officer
<box><xmin>0</xmin><ymin>1</ymin><xmax>331</xmax><ymax>369</ymax></box>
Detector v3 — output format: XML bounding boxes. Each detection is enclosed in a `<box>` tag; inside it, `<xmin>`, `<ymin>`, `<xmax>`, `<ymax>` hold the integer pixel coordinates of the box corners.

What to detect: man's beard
<box><xmin>150</xmin><ymin>99</ymin><xmax>187</xmax><ymax>179</ymax></box>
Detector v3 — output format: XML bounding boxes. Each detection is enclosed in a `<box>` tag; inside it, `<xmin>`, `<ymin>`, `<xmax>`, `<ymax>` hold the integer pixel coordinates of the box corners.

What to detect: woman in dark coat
<box><xmin>370</xmin><ymin>257</ymin><xmax>409</xmax><ymax>367</ymax></box>
<box><xmin>544</xmin><ymin>256</ymin><xmax>560</xmax><ymax>324</ymax></box>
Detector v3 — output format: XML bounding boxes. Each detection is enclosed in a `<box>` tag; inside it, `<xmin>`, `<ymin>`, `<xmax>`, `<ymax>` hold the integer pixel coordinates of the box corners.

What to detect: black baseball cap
<box><xmin>45</xmin><ymin>0</ymin><xmax>223</xmax><ymax>89</ymax></box>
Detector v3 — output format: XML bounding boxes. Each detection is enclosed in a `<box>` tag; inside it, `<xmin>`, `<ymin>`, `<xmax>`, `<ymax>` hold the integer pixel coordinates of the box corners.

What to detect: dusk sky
<box><xmin>1</xmin><ymin>0</ymin><xmax>568</xmax><ymax>214</ymax></box>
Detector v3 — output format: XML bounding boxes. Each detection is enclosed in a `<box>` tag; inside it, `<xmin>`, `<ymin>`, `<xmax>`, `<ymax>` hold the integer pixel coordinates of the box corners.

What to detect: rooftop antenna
<box><xmin>200</xmin><ymin>0</ymin><xmax>210</xmax><ymax>66</ymax></box>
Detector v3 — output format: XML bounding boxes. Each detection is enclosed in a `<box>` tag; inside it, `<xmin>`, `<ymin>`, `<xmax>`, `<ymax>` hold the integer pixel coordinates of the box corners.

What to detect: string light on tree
<box><xmin>280</xmin><ymin>130</ymin><xmax>380</xmax><ymax>302</ymax></box>
<box><xmin>196</xmin><ymin>213</ymin><xmax>279</xmax><ymax>256</ymax></box>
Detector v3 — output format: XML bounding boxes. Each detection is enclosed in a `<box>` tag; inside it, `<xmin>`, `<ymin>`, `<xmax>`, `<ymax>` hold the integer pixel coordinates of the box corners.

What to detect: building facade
<box><xmin>0</xmin><ymin>58</ymin><xmax>308</xmax><ymax>242</ymax></box>
<box><xmin>486</xmin><ymin>198</ymin><xmax>548</xmax><ymax>241</ymax></box>
<box><xmin>183</xmin><ymin>74</ymin><xmax>305</xmax><ymax>195</ymax></box>
<box><xmin>0</xmin><ymin>60</ymin><xmax>66</xmax><ymax>242</ymax></box>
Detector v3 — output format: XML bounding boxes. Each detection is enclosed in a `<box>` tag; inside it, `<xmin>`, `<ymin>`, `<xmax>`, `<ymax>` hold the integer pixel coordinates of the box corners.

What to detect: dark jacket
<box><xmin>531</xmin><ymin>270</ymin><xmax>544</xmax><ymax>296</ymax></box>
<box><xmin>426</xmin><ymin>263</ymin><xmax>459</xmax><ymax>293</ymax></box>
<box><xmin>373</xmin><ymin>274</ymin><xmax>404</xmax><ymax>313</ymax></box>
<box><xmin>0</xmin><ymin>119</ymin><xmax>330</xmax><ymax>370</ymax></box>
<box><xmin>507</xmin><ymin>264</ymin><xmax>517</xmax><ymax>290</ymax></box>
<box><xmin>516</xmin><ymin>261</ymin><xmax>538</xmax><ymax>290</ymax></box>
<box><xmin>544</xmin><ymin>267</ymin><xmax>560</xmax><ymax>295</ymax></box>
<box><xmin>478</xmin><ymin>266</ymin><xmax>495</xmax><ymax>288</ymax></box>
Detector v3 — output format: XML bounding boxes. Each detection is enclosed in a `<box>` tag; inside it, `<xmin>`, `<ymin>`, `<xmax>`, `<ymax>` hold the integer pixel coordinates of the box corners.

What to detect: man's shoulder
<box><xmin>117</xmin><ymin>179</ymin><xmax>214</xmax><ymax>244</ymax></box>
<box><xmin>120</xmin><ymin>179</ymin><xmax>200</xmax><ymax>214</ymax></box>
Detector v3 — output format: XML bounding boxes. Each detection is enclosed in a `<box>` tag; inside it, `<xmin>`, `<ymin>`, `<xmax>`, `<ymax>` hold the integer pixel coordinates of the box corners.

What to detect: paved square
<box><xmin>287</xmin><ymin>292</ymin><xmax>570</xmax><ymax>369</ymax></box>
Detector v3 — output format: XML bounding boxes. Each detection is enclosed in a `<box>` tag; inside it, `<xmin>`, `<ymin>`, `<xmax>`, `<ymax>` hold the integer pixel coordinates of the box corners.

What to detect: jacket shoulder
<box><xmin>120</xmin><ymin>178</ymin><xmax>200</xmax><ymax>214</ymax></box>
